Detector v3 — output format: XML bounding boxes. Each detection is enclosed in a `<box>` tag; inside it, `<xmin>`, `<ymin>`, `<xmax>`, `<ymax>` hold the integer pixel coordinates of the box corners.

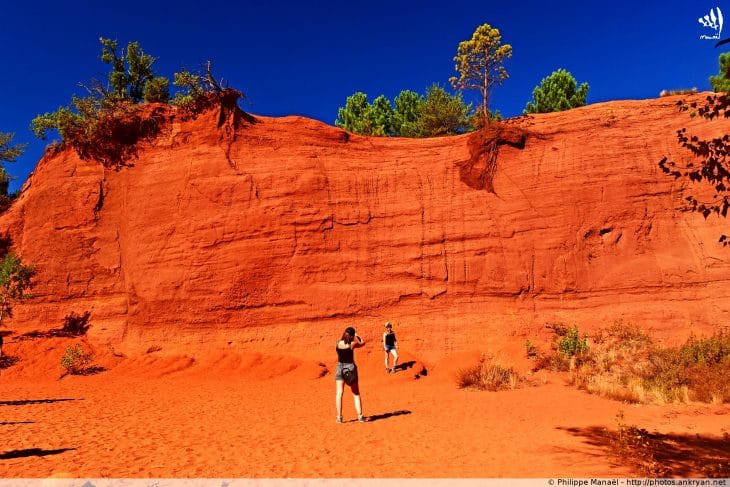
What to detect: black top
<box><xmin>385</xmin><ymin>332</ymin><xmax>396</xmax><ymax>347</ymax></box>
<box><xmin>336</xmin><ymin>343</ymin><xmax>354</xmax><ymax>364</ymax></box>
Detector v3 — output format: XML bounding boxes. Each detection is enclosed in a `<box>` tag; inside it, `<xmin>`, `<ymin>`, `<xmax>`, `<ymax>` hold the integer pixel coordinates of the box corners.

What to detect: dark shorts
<box><xmin>335</xmin><ymin>362</ymin><xmax>357</xmax><ymax>383</ymax></box>
<box><xmin>384</xmin><ymin>345</ymin><xmax>396</xmax><ymax>352</ymax></box>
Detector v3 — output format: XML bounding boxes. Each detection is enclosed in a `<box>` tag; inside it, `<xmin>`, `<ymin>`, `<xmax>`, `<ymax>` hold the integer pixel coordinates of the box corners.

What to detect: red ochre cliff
<box><xmin>3</xmin><ymin>95</ymin><xmax>730</xmax><ymax>361</ymax></box>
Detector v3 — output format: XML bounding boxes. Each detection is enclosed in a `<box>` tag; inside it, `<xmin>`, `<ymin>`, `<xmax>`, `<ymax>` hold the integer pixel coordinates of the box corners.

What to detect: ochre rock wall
<box><xmin>3</xmin><ymin>96</ymin><xmax>730</xmax><ymax>359</ymax></box>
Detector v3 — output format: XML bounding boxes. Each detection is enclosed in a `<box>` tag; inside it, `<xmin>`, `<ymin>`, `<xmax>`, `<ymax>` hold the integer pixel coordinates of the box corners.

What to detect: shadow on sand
<box><xmin>392</xmin><ymin>361</ymin><xmax>427</xmax><ymax>378</ymax></box>
<box><xmin>0</xmin><ymin>398</ymin><xmax>81</xmax><ymax>406</ymax></box>
<box><xmin>0</xmin><ymin>421</ymin><xmax>35</xmax><ymax>425</ymax></box>
<box><xmin>560</xmin><ymin>425</ymin><xmax>730</xmax><ymax>477</ymax></box>
<box><xmin>365</xmin><ymin>410</ymin><xmax>412</xmax><ymax>423</ymax></box>
<box><xmin>0</xmin><ymin>448</ymin><xmax>76</xmax><ymax>460</ymax></box>
<box><xmin>0</xmin><ymin>355</ymin><xmax>19</xmax><ymax>369</ymax></box>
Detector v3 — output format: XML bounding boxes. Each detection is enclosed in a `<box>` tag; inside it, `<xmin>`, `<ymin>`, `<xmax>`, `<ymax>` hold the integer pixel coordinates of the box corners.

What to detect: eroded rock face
<box><xmin>3</xmin><ymin>96</ymin><xmax>730</xmax><ymax>358</ymax></box>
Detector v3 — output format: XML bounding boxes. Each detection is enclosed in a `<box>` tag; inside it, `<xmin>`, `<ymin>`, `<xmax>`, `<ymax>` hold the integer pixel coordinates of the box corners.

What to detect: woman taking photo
<box><xmin>335</xmin><ymin>326</ymin><xmax>366</xmax><ymax>423</ymax></box>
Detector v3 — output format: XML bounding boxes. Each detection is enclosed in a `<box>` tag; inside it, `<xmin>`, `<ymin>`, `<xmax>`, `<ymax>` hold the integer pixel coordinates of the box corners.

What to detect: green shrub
<box><xmin>527</xmin><ymin>323</ymin><xmax>583</xmax><ymax>372</ymax></box>
<box><xmin>524</xmin><ymin>340</ymin><xmax>538</xmax><ymax>358</ymax></box>
<box><xmin>60</xmin><ymin>344</ymin><xmax>92</xmax><ymax>375</ymax></box>
<box><xmin>0</xmin><ymin>252</ymin><xmax>36</xmax><ymax>325</ymax></box>
<box><xmin>557</xmin><ymin>325</ymin><xmax>589</xmax><ymax>358</ymax></box>
<box><xmin>643</xmin><ymin>330</ymin><xmax>730</xmax><ymax>403</ymax></box>
<box><xmin>31</xmin><ymin>40</ymin><xmax>236</xmax><ymax>164</ymax></box>
<box><xmin>144</xmin><ymin>77</ymin><xmax>170</xmax><ymax>103</ymax></box>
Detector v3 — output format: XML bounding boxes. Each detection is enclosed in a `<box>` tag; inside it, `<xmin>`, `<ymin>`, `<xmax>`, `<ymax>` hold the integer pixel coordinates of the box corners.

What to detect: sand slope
<box><xmin>1</xmin><ymin>338</ymin><xmax>729</xmax><ymax>477</ymax></box>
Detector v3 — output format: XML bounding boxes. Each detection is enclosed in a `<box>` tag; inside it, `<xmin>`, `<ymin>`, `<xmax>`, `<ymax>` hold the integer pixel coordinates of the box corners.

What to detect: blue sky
<box><xmin>1</xmin><ymin>0</ymin><xmax>727</xmax><ymax>191</ymax></box>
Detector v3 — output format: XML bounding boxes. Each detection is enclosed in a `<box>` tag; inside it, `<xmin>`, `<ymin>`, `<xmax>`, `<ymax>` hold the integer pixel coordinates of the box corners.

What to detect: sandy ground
<box><xmin>1</xmin><ymin>340</ymin><xmax>728</xmax><ymax>479</ymax></box>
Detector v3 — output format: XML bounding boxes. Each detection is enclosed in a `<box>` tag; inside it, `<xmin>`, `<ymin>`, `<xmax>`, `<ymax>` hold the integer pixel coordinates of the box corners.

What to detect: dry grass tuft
<box><xmin>456</xmin><ymin>360</ymin><xmax>519</xmax><ymax>391</ymax></box>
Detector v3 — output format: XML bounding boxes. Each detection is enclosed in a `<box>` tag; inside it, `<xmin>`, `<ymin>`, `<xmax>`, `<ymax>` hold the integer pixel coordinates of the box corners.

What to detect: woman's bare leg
<box><xmin>351</xmin><ymin>382</ymin><xmax>363</xmax><ymax>419</ymax></box>
<box><xmin>335</xmin><ymin>379</ymin><xmax>345</xmax><ymax>421</ymax></box>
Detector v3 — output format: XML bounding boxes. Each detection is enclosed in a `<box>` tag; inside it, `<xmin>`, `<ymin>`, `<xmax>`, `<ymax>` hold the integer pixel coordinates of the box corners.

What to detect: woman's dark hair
<box><xmin>342</xmin><ymin>327</ymin><xmax>356</xmax><ymax>344</ymax></box>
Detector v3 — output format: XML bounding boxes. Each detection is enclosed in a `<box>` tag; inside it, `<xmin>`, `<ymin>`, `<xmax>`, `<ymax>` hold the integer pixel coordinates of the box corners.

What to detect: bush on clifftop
<box><xmin>31</xmin><ymin>39</ymin><xmax>242</xmax><ymax>167</ymax></box>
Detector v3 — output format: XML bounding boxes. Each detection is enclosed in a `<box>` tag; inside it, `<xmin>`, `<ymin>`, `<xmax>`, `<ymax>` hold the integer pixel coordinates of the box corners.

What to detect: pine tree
<box><xmin>418</xmin><ymin>85</ymin><xmax>471</xmax><ymax>136</ymax></box>
<box><xmin>524</xmin><ymin>69</ymin><xmax>589</xmax><ymax>114</ymax></box>
<box><xmin>393</xmin><ymin>90</ymin><xmax>423</xmax><ymax>137</ymax></box>
<box><xmin>450</xmin><ymin>23</ymin><xmax>512</xmax><ymax>120</ymax></box>
<box><xmin>710</xmin><ymin>52</ymin><xmax>730</xmax><ymax>92</ymax></box>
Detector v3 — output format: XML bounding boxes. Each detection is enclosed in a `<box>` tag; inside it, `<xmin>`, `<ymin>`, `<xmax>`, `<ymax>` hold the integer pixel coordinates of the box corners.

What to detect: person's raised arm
<box><xmin>351</xmin><ymin>334</ymin><xmax>365</xmax><ymax>349</ymax></box>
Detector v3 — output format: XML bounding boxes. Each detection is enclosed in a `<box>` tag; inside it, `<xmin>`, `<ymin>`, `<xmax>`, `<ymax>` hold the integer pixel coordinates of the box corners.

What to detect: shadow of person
<box><xmin>0</xmin><ymin>398</ymin><xmax>81</xmax><ymax>406</ymax></box>
<box><xmin>0</xmin><ymin>447</ymin><xmax>76</xmax><ymax>459</ymax></box>
<box><xmin>365</xmin><ymin>410</ymin><xmax>412</xmax><ymax>423</ymax></box>
<box><xmin>393</xmin><ymin>361</ymin><xmax>416</xmax><ymax>372</ymax></box>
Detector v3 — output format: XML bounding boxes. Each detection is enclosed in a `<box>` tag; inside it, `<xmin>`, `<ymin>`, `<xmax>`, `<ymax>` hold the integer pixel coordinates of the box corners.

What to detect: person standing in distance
<box><xmin>335</xmin><ymin>326</ymin><xmax>366</xmax><ymax>423</ymax></box>
<box><xmin>383</xmin><ymin>321</ymin><xmax>398</xmax><ymax>373</ymax></box>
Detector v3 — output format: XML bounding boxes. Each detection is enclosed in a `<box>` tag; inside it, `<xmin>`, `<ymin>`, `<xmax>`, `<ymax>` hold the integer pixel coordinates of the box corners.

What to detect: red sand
<box><xmin>1</xmin><ymin>337</ymin><xmax>728</xmax><ymax>477</ymax></box>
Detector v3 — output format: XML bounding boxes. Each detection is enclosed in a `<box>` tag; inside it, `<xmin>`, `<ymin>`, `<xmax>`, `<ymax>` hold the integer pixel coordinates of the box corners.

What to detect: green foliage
<box><xmin>335</xmin><ymin>92</ymin><xmax>383</xmax><ymax>135</ymax></box>
<box><xmin>0</xmin><ymin>132</ymin><xmax>26</xmax><ymax>164</ymax></box>
<box><xmin>100</xmin><ymin>38</ymin><xmax>127</xmax><ymax>101</ymax></box>
<box><xmin>418</xmin><ymin>84</ymin><xmax>471</xmax><ymax>136</ymax></box>
<box><xmin>31</xmin><ymin>38</ymin><xmax>170</xmax><ymax>144</ymax></box>
<box><xmin>0</xmin><ymin>132</ymin><xmax>26</xmax><ymax>212</ymax></box>
<box><xmin>710</xmin><ymin>52</ymin><xmax>730</xmax><ymax>93</ymax></box>
<box><xmin>370</xmin><ymin>95</ymin><xmax>394</xmax><ymax>136</ymax></box>
<box><xmin>334</xmin><ymin>92</ymin><xmax>393</xmax><ymax>135</ymax></box>
<box><xmin>144</xmin><ymin>77</ymin><xmax>170</xmax><ymax>103</ymax></box>
<box><xmin>392</xmin><ymin>90</ymin><xmax>423</xmax><ymax>137</ymax></box>
<box><xmin>99</xmin><ymin>38</ymin><xmax>157</xmax><ymax>103</ymax></box>
<box><xmin>31</xmin><ymin>101</ymin><xmax>94</xmax><ymax>142</ymax></box>
<box><xmin>336</xmin><ymin>85</ymin><xmax>472</xmax><ymax>137</ymax></box>
<box><xmin>524</xmin><ymin>69</ymin><xmax>589</xmax><ymax>114</ymax></box>
<box><xmin>643</xmin><ymin>331</ymin><xmax>730</xmax><ymax>403</ymax></box>
<box><xmin>172</xmin><ymin>67</ymin><xmax>205</xmax><ymax>106</ymax></box>
<box><xmin>557</xmin><ymin>325</ymin><xmax>589</xmax><ymax>358</ymax></box>
<box><xmin>450</xmin><ymin>23</ymin><xmax>512</xmax><ymax>119</ymax></box>
<box><xmin>527</xmin><ymin>323</ymin><xmax>590</xmax><ymax>371</ymax></box>
<box><xmin>171</xmin><ymin>63</ymin><xmax>227</xmax><ymax>108</ymax></box>
<box><xmin>60</xmin><ymin>344</ymin><xmax>92</xmax><ymax>375</ymax></box>
<box><xmin>0</xmin><ymin>252</ymin><xmax>36</xmax><ymax>324</ymax></box>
